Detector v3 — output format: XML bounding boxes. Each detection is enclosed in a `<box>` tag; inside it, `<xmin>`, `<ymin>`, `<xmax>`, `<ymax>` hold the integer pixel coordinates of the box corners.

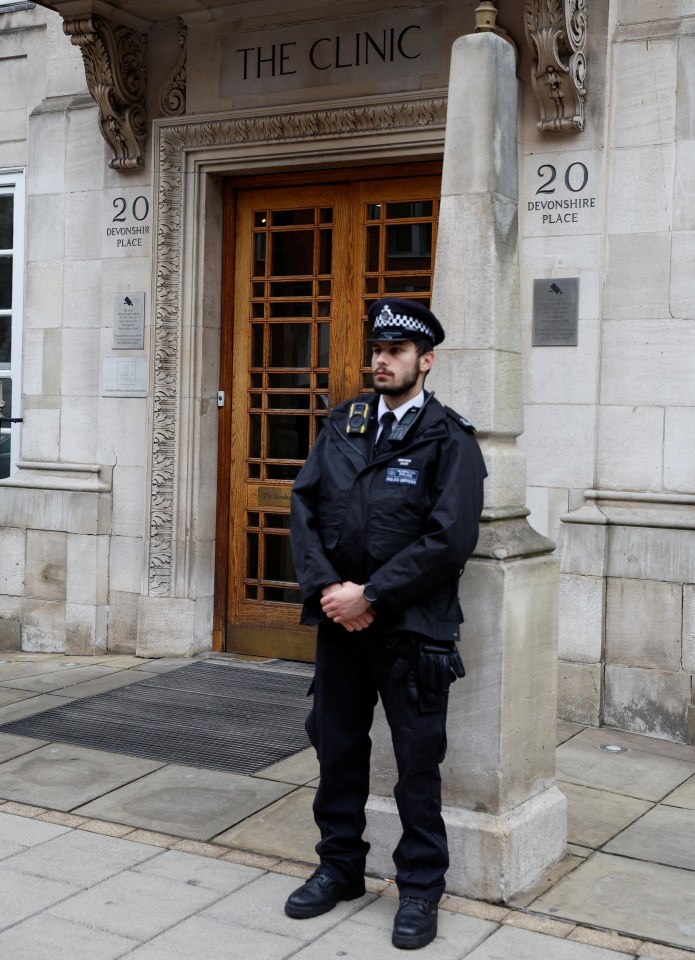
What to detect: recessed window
<box><xmin>0</xmin><ymin>171</ymin><xmax>24</xmax><ymax>479</ymax></box>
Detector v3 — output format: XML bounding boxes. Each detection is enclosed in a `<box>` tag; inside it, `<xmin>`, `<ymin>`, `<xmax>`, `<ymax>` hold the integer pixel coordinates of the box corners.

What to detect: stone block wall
<box><xmin>559</xmin><ymin>508</ymin><xmax>695</xmax><ymax>743</ymax></box>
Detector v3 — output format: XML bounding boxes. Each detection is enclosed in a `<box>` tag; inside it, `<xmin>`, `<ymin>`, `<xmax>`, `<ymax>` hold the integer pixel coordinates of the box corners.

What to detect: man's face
<box><xmin>371</xmin><ymin>340</ymin><xmax>434</xmax><ymax>399</ymax></box>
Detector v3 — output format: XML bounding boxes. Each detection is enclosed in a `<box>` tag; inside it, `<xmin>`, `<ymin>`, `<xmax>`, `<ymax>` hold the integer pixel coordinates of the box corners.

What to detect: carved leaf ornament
<box><xmin>524</xmin><ymin>0</ymin><xmax>587</xmax><ymax>132</ymax></box>
<box><xmin>63</xmin><ymin>15</ymin><xmax>148</xmax><ymax>169</ymax></box>
<box><xmin>160</xmin><ymin>18</ymin><xmax>187</xmax><ymax>117</ymax></box>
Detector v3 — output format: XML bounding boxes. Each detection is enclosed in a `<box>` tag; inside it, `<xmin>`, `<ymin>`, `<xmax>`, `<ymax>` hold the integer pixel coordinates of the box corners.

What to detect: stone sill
<box><xmin>563</xmin><ymin>491</ymin><xmax>695</xmax><ymax>530</ymax></box>
<box><xmin>0</xmin><ymin>461</ymin><xmax>112</xmax><ymax>493</ymax></box>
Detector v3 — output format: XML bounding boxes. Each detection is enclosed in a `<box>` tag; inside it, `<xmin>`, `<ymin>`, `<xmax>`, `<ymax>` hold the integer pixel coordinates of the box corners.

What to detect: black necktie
<box><xmin>374</xmin><ymin>411</ymin><xmax>396</xmax><ymax>458</ymax></box>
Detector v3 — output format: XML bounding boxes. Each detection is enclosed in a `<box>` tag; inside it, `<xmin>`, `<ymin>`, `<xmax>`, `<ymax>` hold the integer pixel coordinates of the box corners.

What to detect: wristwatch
<box><xmin>363</xmin><ymin>582</ymin><xmax>380</xmax><ymax>606</ymax></box>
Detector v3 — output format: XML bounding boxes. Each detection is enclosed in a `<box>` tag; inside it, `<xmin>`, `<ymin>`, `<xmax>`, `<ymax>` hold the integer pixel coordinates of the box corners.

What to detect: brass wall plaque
<box><xmin>247</xmin><ymin>484</ymin><xmax>293</xmax><ymax>509</ymax></box>
<box><xmin>532</xmin><ymin>277</ymin><xmax>579</xmax><ymax>346</ymax></box>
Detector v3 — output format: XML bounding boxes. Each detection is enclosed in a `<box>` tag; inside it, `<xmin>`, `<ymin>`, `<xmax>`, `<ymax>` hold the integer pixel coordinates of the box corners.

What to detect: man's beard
<box><xmin>373</xmin><ymin>360</ymin><xmax>420</xmax><ymax>398</ymax></box>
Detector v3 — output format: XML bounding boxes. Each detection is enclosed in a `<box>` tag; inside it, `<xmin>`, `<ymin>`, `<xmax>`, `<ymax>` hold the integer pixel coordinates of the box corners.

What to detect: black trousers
<box><xmin>306</xmin><ymin>619</ymin><xmax>449</xmax><ymax>903</ymax></box>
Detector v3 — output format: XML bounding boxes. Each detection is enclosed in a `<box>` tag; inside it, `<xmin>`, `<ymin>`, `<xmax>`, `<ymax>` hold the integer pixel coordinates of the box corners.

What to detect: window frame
<box><xmin>0</xmin><ymin>169</ymin><xmax>25</xmax><ymax>478</ymax></box>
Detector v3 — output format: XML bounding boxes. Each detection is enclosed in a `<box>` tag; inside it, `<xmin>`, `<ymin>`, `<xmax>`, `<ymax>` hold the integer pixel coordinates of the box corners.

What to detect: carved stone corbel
<box><xmin>63</xmin><ymin>15</ymin><xmax>148</xmax><ymax>170</ymax></box>
<box><xmin>160</xmin><ymin>18</ymin><xmax>187</xmax><ymax>117</ymax></box>
<box><xmin>524</xmin><ymin>0</ymin><xmax>587</xmax><ymax>133</ymax></box>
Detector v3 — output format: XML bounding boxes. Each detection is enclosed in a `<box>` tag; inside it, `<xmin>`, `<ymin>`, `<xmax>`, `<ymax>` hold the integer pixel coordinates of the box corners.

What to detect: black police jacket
<box><xmin>290</xmin><ymin>392</ymin><xmax>487</xmax><ymax>642</ymax></box>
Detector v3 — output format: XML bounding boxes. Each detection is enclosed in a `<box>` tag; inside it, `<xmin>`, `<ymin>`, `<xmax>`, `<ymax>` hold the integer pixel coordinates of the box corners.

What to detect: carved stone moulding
<box><xmin>160</xmin><ymin>18</ymin><xmax>187</xmax><ymax>117</ymax></box>
<box><xmin>63</xmin><ymin>14</ymin><xmax>148</xmax><ymax>169</ymax></box>
<box><xmin>148</xmin><ymin>97</ymin><xmax>447</xmax><ymax>595</ymax></box>
<box><xmin>524</xmin><ymin>0</ymin><xmax>587</xmax><ymax>133</ymax></box>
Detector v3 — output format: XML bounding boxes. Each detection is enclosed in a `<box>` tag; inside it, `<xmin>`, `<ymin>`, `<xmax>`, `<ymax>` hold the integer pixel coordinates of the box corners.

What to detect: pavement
<box><xmin>0</xmin><ymin>651</ymin><xmax>694</xmax><ymax>960</ymax></box>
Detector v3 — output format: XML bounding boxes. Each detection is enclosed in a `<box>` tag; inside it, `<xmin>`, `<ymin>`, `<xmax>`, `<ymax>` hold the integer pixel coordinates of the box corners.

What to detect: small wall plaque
<box><xmin>113</xmin><ymin>292</ymin><xmax>145</xmax><ymax>350</ymax></box>
<box><xmin>101</xmin><ymin>357</ymin><xmax>148</xmax><ymax>397</ymax></box>
<box><xmin>532</xmin><ymin>278</ymin><xmax>579</xmax><ymax>346</ymax></box>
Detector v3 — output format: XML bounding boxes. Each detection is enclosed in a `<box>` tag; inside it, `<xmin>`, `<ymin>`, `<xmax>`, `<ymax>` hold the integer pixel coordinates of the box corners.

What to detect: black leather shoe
<box><xmin>284</xmin><ymin>871</ymin><xmax>365</xmax><ymax>919</ymax></box>
<box><xmin>392</xmin><ymin>897</ymin><xmax>438</xmax><ymax>949</ymax></box>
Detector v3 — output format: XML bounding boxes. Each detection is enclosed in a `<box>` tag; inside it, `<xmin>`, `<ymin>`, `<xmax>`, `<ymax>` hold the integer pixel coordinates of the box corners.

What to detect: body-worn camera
<box><xmin>346</xmin><ymin>402</ymin><xmax>371</xmax><ymax>435</ymax></box>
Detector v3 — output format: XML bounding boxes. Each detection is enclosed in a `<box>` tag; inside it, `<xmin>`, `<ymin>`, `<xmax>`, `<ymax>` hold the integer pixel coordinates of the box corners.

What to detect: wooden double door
<box><xmin>215</xmin><ymin>165</ymin><xmax>440</xmax><ymax>661</ymax></box>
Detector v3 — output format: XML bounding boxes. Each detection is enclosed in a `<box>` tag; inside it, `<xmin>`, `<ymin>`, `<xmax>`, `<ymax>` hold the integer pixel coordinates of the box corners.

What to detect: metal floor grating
<box><xmin>0</xmin><ymin>660</ymin><xmax>314</xmax><ymax>775</ymax></box>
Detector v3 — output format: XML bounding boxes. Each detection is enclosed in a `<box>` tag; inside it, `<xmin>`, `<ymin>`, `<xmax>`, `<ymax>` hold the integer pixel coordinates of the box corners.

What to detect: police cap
<box><xmin>367</xmin><ymin>297</ymin><xmax>445</xmax><ymax>347</ymax></box>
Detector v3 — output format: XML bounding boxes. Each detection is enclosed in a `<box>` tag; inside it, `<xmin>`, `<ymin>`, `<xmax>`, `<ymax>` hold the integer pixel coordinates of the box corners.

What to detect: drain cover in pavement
<box><xmin>0</xmin><ymin>660</ymin><xmax>314</xmax><ymax>775</ymax></box>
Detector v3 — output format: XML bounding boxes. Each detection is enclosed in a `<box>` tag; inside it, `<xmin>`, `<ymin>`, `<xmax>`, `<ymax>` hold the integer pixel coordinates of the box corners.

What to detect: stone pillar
<box><xmin>365</xmin><ymin>32</ymin><xmax>566</xmax><ymax>902</ymax></box>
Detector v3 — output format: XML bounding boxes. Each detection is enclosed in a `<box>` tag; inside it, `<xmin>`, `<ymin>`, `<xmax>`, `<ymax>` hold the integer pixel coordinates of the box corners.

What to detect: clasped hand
<box><xmin>320</xmin><ymin>582</ymin><xmax>375</xmax><ymax>632</ymax></box>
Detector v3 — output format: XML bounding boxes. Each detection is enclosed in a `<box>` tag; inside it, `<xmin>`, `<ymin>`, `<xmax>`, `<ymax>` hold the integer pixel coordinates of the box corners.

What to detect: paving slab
<box><xmin>531</xmin><ymin>852</ymin><xmax>695</xmax><ymax>950</ymax></box>
<box><xmin>131</xmin><ymin>848</ymin><xmax>264</xmax><ymax>893</ymax></box>
<box><xmin>0</xmin><ymin>693</ymin><xmax>77</xmax><ymax>723</ymax></box>
<box><xmin>253</xmin><ymin>746</ymin><xmax>320</xmax><ymax>785</ymax></box>
<box><xmin>557</xmin><ymin>722</ymin><xmax>586</xmax><ymax>746</ymax></box>
<box><xmin>49</xmin><ymin>868</ymin><xmax>224</xmax><ymax>941</ymax></box>
<box><xmin>0</xmin><ymin>689</ymin><xmax>40</xmax><ymax>707</ymax></box>
<box><xmin>662</xmin><ymin>774</ymin><xmax>695</xmax><ymax>811</ymax></box>
<box><xmin>125</xmin><ymin>913</ymin><xmax>306</xmax><ymax>960</ymax></box>
<box><xmin>556</xmin><ymin>736</ymin><xmax>695</xmax><ymax>801</ymax></box>
<box><xmin>2</xmin><ymin>827</ymin><xmax>163</xmax><ymax>886</ymax></box>
<box><xmin>0</xmin><ymin>811</ymin><xmax>72</xmax><ymax>846</ymax></box>
<box><xmin>130</xmin><ymin>659</ymin><xmax>191</xmax><ymax>674</ymax></box>
<box><xmin>604</xmin><ymin>805</ymin><xmax>695</xmax><ymax>871</ymax></box>
<box><xmin>0</xmin><ymin>743</ymin><xmax>165</xmax><ymax>810</ymax></box>
<box><xmin>52</xmin><ymin>669</ymin><xmax>149</xmax><ymax>699</ymax></box>
<box><xmin>74</xmin><ymin>762</ymin><xmax>295</xmax><ymax>840</ymax></box>
<box><xmin>0</xmin><ymin>869</ymin><xmax>81</xmax><ymax>931</ymax></box>
<box><xmin>0</xmin><ymin>911</ymin><xmax>140</xmax><ymax>960</ymax></box>
<box><xmin>0</xmin><ymin>661</ymin><xmax>82</xmax><ymax>681</ymax></box>
<box><xmin>558</xmin><ymin>780</ymin><xmax>653</xmax><ymax>848</ymax></box>
<box><xmin>202</xmin><ymin>869</ymin><xmax>374</xmax><ymax>940</ymax></box>
<box><xmin>214</xmin><ymin>785</ymin><xmax>320</xmax><ymax>863</ymax></box>
<box><xmin>464</xmin><ymin>925</ymin><xmax>634</xmax><ymax>960</ymax></box>
<box><xmin>290</xmin><ymin>896</ymin><xmax>496</xmax><ymax>959</ymax></box>
<box><xmin>0</xmin><ymin>839</ymin><xmax>27</xmax><ymax>860</ymax></box>
<box><xmin>0</xmin><ymin>663</ymin><xmax>123</xmax><ymax>694</ymax></box>
<box><xmin>0</xmin><ymin>732</ymin><xmax>47</xmax><ymax>762</ymax></box>
<box><xmin>575</xmin><ymin>727</ymin><xmax>695</xmax><ymax>764</ymax></box>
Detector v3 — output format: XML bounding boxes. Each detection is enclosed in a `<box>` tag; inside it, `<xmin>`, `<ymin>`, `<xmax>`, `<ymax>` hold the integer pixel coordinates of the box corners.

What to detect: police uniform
<box><xmin>287</xmin><ymin>299</ymin><xmax>486</xmax><ymax>944</ymax></box>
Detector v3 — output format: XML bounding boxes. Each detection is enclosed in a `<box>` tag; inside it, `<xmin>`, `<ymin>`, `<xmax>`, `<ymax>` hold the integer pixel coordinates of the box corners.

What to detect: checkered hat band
<box><xmin>373</xmin><ymin>312</ymin><xmax>434</xmax><ymax>340</ymax></box>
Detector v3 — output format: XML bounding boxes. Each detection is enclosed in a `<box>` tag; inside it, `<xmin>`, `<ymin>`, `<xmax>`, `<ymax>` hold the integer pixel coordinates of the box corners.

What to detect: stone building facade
<box><xmin>0</xmin><ymin>0</ymin><xmax>693</xmax><ymax>746</ymax></box>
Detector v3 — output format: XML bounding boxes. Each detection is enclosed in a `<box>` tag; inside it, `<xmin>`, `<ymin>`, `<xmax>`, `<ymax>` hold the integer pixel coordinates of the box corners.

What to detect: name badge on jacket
<box><xmin>385</xmin><ymin>466</ymin><xmax>419</xmax><ymax>486</ymax></box>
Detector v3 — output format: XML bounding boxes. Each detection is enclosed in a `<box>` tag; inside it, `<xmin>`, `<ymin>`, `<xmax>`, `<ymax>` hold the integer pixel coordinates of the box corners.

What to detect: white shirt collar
<box><xmin>377</xmin><ymin>390</ymin><xmax>425</xmax><ymax>424</ymax></box>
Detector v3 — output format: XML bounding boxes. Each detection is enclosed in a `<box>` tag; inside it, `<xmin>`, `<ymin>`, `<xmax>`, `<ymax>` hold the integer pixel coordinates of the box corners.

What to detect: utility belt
<box><xmin>386</xmin><ymin>633</ymin><xmax>465</xmax><ymax>707</ymax></box>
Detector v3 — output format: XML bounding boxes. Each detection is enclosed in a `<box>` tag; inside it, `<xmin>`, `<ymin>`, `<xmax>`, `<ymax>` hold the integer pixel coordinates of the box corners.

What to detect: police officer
<box><xmin>285</xmin><ymin>297</ymin><xmax>486</xmax><ymax>949</ymax></box>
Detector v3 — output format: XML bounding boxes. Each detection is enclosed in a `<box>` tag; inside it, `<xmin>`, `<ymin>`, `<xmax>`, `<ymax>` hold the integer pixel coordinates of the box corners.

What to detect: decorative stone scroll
<box><xmin>160</xmin><ymin>18</ymin><xmax>187</xmax><ymax>117</ymax></box>
<box><xmin>63</xmin><ymin>15</ymin><xmax>148</xmax><ymax>169</ymax></box>
<box><xmin>524</xmin><ymin>0</ymin><xmax>587</xmax><ymax>133</ymax></box>
<box><xmin>148</xmin><ymin>97</ymin><xmax>447</xmax><ymax>594</ymax></box>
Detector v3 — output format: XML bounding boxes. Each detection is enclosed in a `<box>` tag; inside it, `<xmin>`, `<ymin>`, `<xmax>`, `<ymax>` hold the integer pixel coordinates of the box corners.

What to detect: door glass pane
<box><xmin>0</xmin><ymin>196</ymin><xmax>12</xmax><ymax>249</ymax></box>
<box><xmin>269</xmin><ymin>301</ymin><xmax>312</xmax><ymax>318</ymax></box>
<box><xmin>319</xmin><ymin>231</ymin><xmax>332</xmax><ymax>274</ymax></box>
<box><xmin>272</xmin><ymin>209</ymin><xmax>314</xmax><ymax>226</ymax></box>
<box><xmin>267</xmin><ymin>393</ymin><xmax>311</xmax><ymax>410</ymax></box>
<box><xmin>271</xmin><ymin>231</ymin><xmax>314</xmax><ymax>275</ymax></box>
<box><xmin>0</xmin><ymin>256</ymin><xmax>12</xmax><ymax>310</ymax></box>
<box><xmin>386</xmin><ymin>200</ymin><xmax>433</xmax><ymax>219</ymax></box>
<box><xmin>0</xmin><ymin>316</ymin><xmax>10</xmax><ymax>367</ymax></box>
<box><xmin>249</xmin><ymin>414</ymin><xmax>261</xmax><ymax>457</ymax></box>
<box><xmin>385</xmin><ymin>276</ymin><xmax>431</xmax><ymax>294</ymax></box>
<box><xmin>270</xmin><ymin>280</ymin><xmax>313</xmax><ymax>297</ymax></box>
<box><xmin>253</xmin><ymin>233</ymin><xmax>266</xmax><ymax>275</ymax></box>
<box><xmin>246</xmin><ymin>532</ymin><xmax>259</xmax><ymax>579</ymax></box>
<box><xmin>267</xmin><ymin>372</ymin><xmax>311</xmax><ymax>389</ymax></box>
<box><xmin>385</xmin><ymin>223</ymin><xmax>432</xmax><ymax>271</ymax></box>
<box><xmin>264</xmin><ymin>534</ymin><xmax>296</xmax><ymax>581</ymax></box>
<box><xmin>269</xmin><ymin>324</ymin><xmax>311</xmax><ymax>367</ymax></box>
<box><xmin>267</xmin><ymin>413</ymin><xmax>309</xmax><ymax>460</ymax></box>
<box><xmin>251</xmin><ymin>325</ymin><xmax>264</xmax><ymax>366</ymax></box>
